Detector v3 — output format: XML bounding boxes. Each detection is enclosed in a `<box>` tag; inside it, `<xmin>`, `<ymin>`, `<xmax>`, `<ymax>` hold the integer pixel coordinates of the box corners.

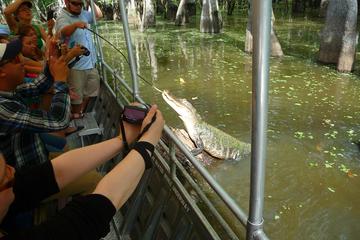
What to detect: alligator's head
<box><xmin>162</xmin><ymin>90</ymin><xmax>201</xmax><ymax>124</ymax></box>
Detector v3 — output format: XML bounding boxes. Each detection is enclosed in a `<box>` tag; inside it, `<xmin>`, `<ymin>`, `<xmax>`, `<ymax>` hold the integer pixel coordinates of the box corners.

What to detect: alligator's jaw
<box><xmin>162</xmin><ymin>90</ymin><xmax>199</xmax><ymax>122</ymax></box>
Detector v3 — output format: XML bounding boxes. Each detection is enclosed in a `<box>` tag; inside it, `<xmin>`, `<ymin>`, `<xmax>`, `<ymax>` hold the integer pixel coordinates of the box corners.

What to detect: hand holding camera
<box><xmin>120</xmin><ymin>104</ymin><xmax>164</xmax><ymax>147</ymax></box>
<box><xmin>64</xmin><ymin>44</ymin><xmax>87</xmax><ymax>63</ymax></box>
<box><xmin>139</xmin><ymin>105</ymin><xmax>165</xmax><ymax>146</ymax></box>
<box><xmin>48</xmin><ymin>37</ymin><xmax>68</xmax><ymax>82</ymax></box>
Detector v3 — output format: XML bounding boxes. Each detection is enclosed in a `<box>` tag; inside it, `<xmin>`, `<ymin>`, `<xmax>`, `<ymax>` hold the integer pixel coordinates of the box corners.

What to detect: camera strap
<box><xmin>137</xmin><ymin>113</ymin><xmax>157</xmax><ymax>141</ymax></box>
<box><xmin>120</xmin><ymin>112</ymin><xmax>156</xmax><ymax>166</ymax></box>
<box><xmin>133</xmin><ymin>141</ymin><xmax>154</xmax><ymax>169</ymax></box>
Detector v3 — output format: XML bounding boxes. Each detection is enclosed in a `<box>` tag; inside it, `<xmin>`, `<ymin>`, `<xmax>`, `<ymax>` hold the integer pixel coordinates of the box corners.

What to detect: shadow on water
<box><xmin>98</xmin><ymin>10</ymin><xmax>360</xmax><ymax>239</ymax></box>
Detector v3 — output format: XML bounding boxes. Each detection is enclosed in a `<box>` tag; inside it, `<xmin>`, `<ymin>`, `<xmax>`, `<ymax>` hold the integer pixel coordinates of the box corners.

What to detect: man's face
<box><xmin>21</xmin><ymin>36</ymin><xmax>37</xmax><ymax>58</ymax></box>
<box><xmin>0</xmin><ymin>55</ymin><xmax>25</xmax><ymax>89</ymax></box>
<box><xmin>16</xmin><ymin>4</ymin><xmax>32</xmax><ymax>22</ymax></box>
<box><xmin>66</xmin><ymin>0</ymin><xmax>83</xmax><ymax>15</ymax></box>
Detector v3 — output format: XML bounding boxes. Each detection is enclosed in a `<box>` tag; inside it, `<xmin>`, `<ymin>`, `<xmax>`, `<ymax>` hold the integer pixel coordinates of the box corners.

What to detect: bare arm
<box><xmin>93</xmin><ymin>106</ymin><xmax>165</xmax><ymax>209</ymax></box>
<box><xmin>86</xmin><ymin>1</ymin><xmax>103</xmax><ymax>19</ymax></box>
<box><xmin>39</xmin><ymin>25</ymin><xmax>48</xmax><ymax>43</ymax></box>
<box><xmin>51</xmin><ymin>105</ymin><xmax>162</xmax><ymax>192</ymax></box>
<box><xmin>3</xmin><ymin>0</ymin><xmax>23</xmax><ymax>33</ymax></box>
<box><xmin>59</xmin><ymin>21</ymin><xmax>87</xmax><ymax>37</ymax></box>
<box><xmin>51</xmin><ymin>137</ymin><xmax>124</xmax><ymax>189</ymax></box>
<box><xmin>93</xmin><ymin>2</ymin><xmax>103</xmax><ymax>19</ymax></box>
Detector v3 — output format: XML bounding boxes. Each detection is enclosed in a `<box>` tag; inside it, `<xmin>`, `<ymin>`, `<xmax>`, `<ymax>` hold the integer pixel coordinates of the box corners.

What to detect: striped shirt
<box><xmin>0</xmin><ymin>68</ymin><xmax>71</xmax><ymax>169</ymax></box>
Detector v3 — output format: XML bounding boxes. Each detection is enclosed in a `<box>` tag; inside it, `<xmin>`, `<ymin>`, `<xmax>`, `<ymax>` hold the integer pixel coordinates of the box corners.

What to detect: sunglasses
<box><xmin>18</xmin><ymin>6</ymin><xmax>31</xmax><ymax>12</ymax></box>
<box><xmin>70</xmin><ymin>1</ymin><xmax>84</xmax><ymax>7</ymax></box>
<box><xmin>122</xmin><ymin>105</ymin><xmax>149</xmax><ymax>125</ymax></box>
<box><xmin>0</xmin><ymin>55</ymin><xmax>21</xmax><ymax>67</ymax></box>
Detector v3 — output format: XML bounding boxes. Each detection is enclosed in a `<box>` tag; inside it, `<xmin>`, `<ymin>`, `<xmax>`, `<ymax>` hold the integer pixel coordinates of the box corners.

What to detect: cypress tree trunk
<box><xmin>227</xmin><ymin>0</ymin><xmax>235</xmax><ymax>15</ymax></box>
<box><xmin>200</xmin><ymin>0</ymin><xmax>223</xmax><ymax>33</ymax></box>
<box><xmin>127</xmin><ymin>0</ymin><xmax>141</xmax><ymax>27</ymax></box>
<box><xmin>319</xmin><ymin>0</ymin><xmax>329</xmax><ymax>17</ymax></box>
<box><xmin>175</xmin><ymin>0</ymin><xmax>188</xmax><ymax>25</ymax></box>
<box><xmin>139</xmin><ymin>0</ymin><xmax>156</xmax><ymax>32</ymax></box>
<box><xmin>164</xmin><ymin>0</ymin><xmax>178</xmax><ymax>20</ymax></box>
<box><xmin>245</xmin><ymin>2</ymin><xmax>283</xmax><ymax>57</ymax></box>
<box><xmin>318</xmin><ymin>0</ymin><xmax>357</xmax><ymax>72</ymax></box>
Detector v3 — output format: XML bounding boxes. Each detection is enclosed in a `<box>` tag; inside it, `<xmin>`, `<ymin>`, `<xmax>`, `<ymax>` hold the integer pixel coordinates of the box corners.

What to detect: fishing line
<box><xmin>85</xmin><ymin>27</ymin><xmax>163</xmax><ymax>93</ymax></box>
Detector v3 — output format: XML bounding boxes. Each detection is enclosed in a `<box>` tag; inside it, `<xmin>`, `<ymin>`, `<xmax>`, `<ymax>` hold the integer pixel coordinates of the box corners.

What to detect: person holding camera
<box><xmin>0</xmin><ymin>38</ymin><xmax>84</xmax><ymax>169</ymax></box>
<box><xmin>55</xmin><ymin>0</ymin><xmax>103</xmax><ymax>119</ymax></box>
<box><xmin>0</xmin><ymin>104</ymin><xmax>165</xmax><ymax>239</ymax></box>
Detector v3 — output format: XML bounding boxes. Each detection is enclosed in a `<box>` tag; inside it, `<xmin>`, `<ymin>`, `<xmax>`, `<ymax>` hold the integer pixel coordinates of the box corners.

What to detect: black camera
<box><xmin>80</xmin><ymin>46</ymin><xmax>90</xmax><ymax>56</ymax></box>
<box><xmin>67</xmin><ymin>45</ymin><xmax>91</xmax><ymax>68</ymax></box>
<box><xmin>121</xmin><ymin>105</ymin><xmax>149</xmax><ymax>125</ymax></box>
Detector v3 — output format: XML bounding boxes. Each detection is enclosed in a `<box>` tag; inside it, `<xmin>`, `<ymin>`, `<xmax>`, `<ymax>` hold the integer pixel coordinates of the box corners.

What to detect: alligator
<box><xmin>162</xmin><ymin>90</ymin><xmax>251</xmax><ymax>161</ymax></box>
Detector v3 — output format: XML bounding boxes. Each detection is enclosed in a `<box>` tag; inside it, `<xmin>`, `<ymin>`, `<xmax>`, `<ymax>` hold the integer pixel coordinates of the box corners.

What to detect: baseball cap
<box><xmin>0</xmin><ymin>25</ymin><xmax>10</xmax><ymax>37</ymax></box>
<box><xmin>16</xmin><ymin>0</ymin><xmax>33</xmax><ymax>12</ymax></box>
<box><xmin>0</xmin><ymin>39</ymin><xmax>22</xmax><ymax>62</ymax></box>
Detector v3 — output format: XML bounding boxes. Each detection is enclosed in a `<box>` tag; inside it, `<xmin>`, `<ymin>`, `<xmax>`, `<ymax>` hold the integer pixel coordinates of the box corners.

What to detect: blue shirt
<box><xmin>55</xmin><ymin>9</ymin><xmax>97</xmax><ymax>70</ymax></box>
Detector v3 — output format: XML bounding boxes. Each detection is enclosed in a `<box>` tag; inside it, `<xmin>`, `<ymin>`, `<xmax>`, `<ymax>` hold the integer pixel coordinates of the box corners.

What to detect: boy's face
<box><xmin>0</xmin><ymin>55</ymin><xmax>25</xmax><ymax>89</ymax></box>
<box><xmin>16</xmin><ymin>4</ymin><xmax>33</xmax><ymax>22</ymax></box>
<box><xmin>21</xmin><ymin>36</ymin><xmax>37</xmax><ymax>58</ymax></box>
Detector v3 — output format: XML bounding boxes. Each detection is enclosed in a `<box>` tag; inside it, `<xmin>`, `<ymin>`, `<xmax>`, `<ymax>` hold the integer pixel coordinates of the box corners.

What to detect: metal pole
<box><xmin>89</xmin><ymin>0</ymin><xmax>106</xmax><ymax>80</ymax></box>
<box><xmin>246</xmin><ymin>0</ymin><xmax>271</xmax><ymax>239</ymax></box>
<box><xmin>118</xmin><ymin>0</ymin><xmax>139</xmax><ymax>101</ymax></box>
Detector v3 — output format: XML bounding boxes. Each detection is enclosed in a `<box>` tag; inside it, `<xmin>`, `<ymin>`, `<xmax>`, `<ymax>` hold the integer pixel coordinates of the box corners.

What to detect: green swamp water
<box><xmin>98</xmin><ymin>12</ymin><xmax>360</xmax><ymax>239</ymax></box>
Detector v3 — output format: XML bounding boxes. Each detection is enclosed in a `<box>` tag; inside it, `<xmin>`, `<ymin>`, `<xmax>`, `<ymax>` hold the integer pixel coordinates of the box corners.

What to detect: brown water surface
<box><xmin>99</xmin><ymin>12</ymin><xmax>360</xmax><ymax>239</ymax></box>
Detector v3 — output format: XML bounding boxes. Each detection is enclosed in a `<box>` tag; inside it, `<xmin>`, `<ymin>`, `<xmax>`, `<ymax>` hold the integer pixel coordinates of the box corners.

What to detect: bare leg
<box><xmin>81</xmin><ymin>97</ymin><xmax>90</xmax><ymax>113</ymax></box>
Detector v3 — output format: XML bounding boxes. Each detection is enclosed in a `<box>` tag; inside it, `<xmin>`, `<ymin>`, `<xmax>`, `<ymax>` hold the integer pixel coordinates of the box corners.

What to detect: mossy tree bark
<box><xmin>200</xmin><ymin>0</ymin><xmax>223</xmax><ymax>33</ymax></box>
<box><xmin>318</xmin><ymin>0</ymin><xmax>357</xmax><ymax>72</ymax></box>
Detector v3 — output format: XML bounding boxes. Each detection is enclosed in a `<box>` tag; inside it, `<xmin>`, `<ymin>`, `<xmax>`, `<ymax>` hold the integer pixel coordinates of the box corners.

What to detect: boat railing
<box><xmin>87</xmin><ymin>0</ymin><xmax>270</xmax><ymax>239</ymax></box>
<box><xmin>95</xmin><ymin>62</ymin><xmax>249</xmax><ymax>239</ymax></box>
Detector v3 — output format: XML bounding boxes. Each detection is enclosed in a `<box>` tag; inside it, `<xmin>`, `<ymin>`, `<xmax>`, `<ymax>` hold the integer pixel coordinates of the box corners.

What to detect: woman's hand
<box><xmin>119</xmin><ymin>104</ymin><xmax>164</xmax><ymax>146</ymax></box>
<box><xmin>119</xmin><ymin>103</ymin><xmax>143</xmax><ymax>144</ymax></box>
<box><xmin>138</xmin><ymin>105</ymin><xmax>165</xmax><ymax>146</ymax></box>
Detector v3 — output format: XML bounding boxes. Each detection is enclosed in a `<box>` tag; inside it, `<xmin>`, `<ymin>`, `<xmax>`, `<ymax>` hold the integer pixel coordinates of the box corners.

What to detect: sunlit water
<box><xmin>98</xmin><ymin>11</ymin><xmax>360</xmax><ymax>239</ymax></box>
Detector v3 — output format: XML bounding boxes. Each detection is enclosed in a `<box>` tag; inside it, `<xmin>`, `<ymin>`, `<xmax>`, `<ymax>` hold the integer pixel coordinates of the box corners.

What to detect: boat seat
<box><xmin>70</xmin><ymin>112</ymin><xmax>103</xmax><ymax>146</ymax></box>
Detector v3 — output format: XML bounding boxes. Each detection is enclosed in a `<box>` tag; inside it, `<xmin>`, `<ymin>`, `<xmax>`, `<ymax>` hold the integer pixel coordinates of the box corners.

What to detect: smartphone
<box><xmin>122</xmin><ymin>105</ymin><xmax>149</xmax><ymax>125</ymax></box>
